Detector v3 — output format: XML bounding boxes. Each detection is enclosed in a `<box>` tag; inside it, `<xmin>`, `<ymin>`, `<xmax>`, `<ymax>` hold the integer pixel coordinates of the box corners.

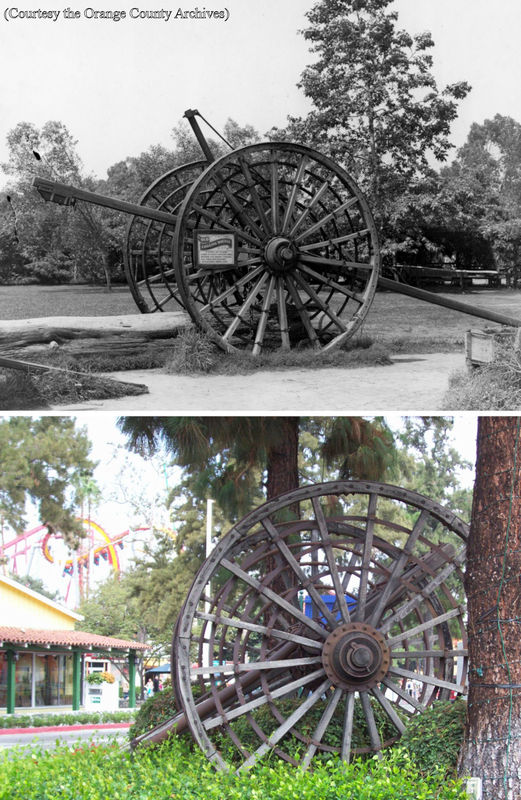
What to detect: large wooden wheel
<box><xmin>172</xmin><ymin>481</ymin><xmax>468</xmax><ymax>771</ymax></box>
<box><xmin>124</xmin><ymin>161</ymin><xmax>206</xmax><ymax>312</ymax></box>
<box><xmin>173</xmin><ymin>144</ymin><xmax>380</xmax><ymax>354</ymax></box>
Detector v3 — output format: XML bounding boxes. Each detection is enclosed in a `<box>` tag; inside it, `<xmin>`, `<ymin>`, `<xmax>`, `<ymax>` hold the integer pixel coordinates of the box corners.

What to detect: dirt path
<box><xmin>54</xmin><ymin>351</ymin><xmax>465</xmax><ymax>412</ymax></box>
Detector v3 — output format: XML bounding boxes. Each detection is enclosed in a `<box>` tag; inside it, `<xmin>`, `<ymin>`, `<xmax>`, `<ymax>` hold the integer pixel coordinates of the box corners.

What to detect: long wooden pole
<box><xmin>378</xmin><ymin>276</ymin><xmax>521</xmax><ymax>329</ymax></box>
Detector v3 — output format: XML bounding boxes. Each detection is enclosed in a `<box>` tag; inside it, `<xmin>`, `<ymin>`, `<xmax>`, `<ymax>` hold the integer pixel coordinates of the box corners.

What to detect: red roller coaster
<box><xmin>0</xmin><ymin>519</ymin><xmax>150</xmax><ymax>605</ymax></box>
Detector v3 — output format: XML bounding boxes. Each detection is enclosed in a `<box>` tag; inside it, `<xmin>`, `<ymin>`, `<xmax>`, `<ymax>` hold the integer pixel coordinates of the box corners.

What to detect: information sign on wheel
<box><xmin>194</xmin><ymin>231</ymin><xmax>237</xmax><ymax>270</ymax></box>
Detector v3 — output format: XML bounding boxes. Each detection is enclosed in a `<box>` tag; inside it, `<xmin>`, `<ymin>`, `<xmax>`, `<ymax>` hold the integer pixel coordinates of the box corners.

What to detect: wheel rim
<box><xmin>173</xmin><ymin>144</ymin><xmax>380</xmax><ymax>353</ymax></box>
<box><xmin>124</xmin><ymin>160</ymin><xmax>206</xmax><ymax>313</ymax></box>
<box><xmin>172</xmin><ymin>481</ymin><xmax>468</xmax><ymax>771</ymax></box>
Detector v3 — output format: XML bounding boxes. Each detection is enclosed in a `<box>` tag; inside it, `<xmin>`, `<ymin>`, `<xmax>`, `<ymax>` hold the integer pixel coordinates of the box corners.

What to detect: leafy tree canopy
<box><xmin>118</xmin><ymin>416</ymin><xmax>397</xmax><ymax>519</ymax></box>
<box><xmin>0</xmin><ymin>416</ymin><xmax>95</xmax><ymax>542</ymax></box>
<box><xmin>274</xmin><ymin>0</ymin><xmax>470</xmax><ymax>228</ymax></box>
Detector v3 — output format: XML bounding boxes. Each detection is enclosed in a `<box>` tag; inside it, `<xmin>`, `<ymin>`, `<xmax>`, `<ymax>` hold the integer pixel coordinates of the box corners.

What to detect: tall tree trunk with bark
<box><xmin>459</xmin><ymin>416</ymin><xmax>521</xmax><ymax>799</ymax></box>
<box><xmin>266</xmin><ymin>417</ymin><xmax>300</xmax><ymax>501</ymax></box>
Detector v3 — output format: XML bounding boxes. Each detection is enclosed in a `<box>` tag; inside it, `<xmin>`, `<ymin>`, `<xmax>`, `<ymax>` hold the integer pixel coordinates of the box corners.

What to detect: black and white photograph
<box><xmin>1</xmin><ymin>0</ymin><xmax>521</xmax><ymax>411</ymax></box>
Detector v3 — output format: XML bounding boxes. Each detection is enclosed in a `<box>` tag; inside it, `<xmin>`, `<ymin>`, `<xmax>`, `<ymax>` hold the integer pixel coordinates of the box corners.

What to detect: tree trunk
<box><xmin>102</xmin><ymin>250</ymin><xmax>112</xmax><ymax>292</ymax></box>
<box><xmin>264</xmin><ymin>417</ymin><xmax>300</xmax><ymax>602</ymax></box>
<box><xmin>459</xmin><ymin>416</ymin><xmax>521</xmax><ymax>799</ymax></box>
<box><xmin>265</xmin><ymin>416</ymin><xmax>299</xmax><ymax>501</ymax></box>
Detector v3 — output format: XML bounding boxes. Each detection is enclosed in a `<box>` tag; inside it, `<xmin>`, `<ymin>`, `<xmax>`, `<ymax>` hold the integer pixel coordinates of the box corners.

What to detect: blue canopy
<box><xmin>146</xmin><ymin>663</ymin><xmax>171</xmax><ymax>674</ymax></box>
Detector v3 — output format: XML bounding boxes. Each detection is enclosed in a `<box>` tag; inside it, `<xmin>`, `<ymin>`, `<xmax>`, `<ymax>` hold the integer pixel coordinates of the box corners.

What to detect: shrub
<box><xmin>166</xmin><ymin>327</ymin><xmax>219</xmax><ymax>374</ymax></box>
<box><xmin>213</xmin><ymin>695</ymin><xmax>402</xmax><ymax>765</ymax></box>
<box><xmin>0</xmin><ymin>735</ymin><xmax>467</xmax><ymax>800</ymax></box>
<box><xmin>444</xmin><ymin>342</ymin><xmax>521</xmax><ymax>409</ymax></box>
<box><xmin>399</xmin><ymin>699</ymin><xmax>466</xmax><ymax>776</ymax></box>
<box><xmin>0</xmin><ymin>709</ymin><xmax>136</xmax><ymax>729</ymax></box>
<box><xmin>129</xmin><ymin>686</ymin><xmax>179</xmax><ymax>739</ymax></box>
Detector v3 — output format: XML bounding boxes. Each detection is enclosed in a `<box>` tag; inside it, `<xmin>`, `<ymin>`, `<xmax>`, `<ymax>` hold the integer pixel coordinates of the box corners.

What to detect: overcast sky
<box><xmin>0</xmin><ymin>0</ymin><xmax>520</xmax><ymax>183</ymax></box>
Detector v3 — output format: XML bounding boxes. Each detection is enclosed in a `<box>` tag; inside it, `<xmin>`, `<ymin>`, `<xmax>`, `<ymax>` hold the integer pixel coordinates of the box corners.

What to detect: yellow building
<box><xmin>0</xmin><ymin>574</ymin><xmax>83</xmax><ymax>629</ymax></box>
<box><xmin>0</xmin><ymin>575</ymin><xmax>147</xmax><ymax>713</ymax></box>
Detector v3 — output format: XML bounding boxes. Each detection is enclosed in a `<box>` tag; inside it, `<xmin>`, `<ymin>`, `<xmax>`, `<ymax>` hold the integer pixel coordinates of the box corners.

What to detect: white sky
<box><xmin>0</xmin><ymin>1</ymin><xmax>520</xmax><ymax>182</ymax></box>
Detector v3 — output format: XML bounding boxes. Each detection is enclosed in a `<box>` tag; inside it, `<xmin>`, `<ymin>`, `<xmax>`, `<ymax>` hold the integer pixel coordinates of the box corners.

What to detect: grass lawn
<box><xmin>1</xmin><ymin>283</ymin><xmax>519</xmax><ymax>353</ymax></box>
<box><xmin>0</xmin><ymin>284</ymin><xmax>141</xmax><ymax>319</ymax></box>
<box><xmin>362</xmin><ymin>287</ymin><xmax>521</xmax><ymax>351</ymax></box>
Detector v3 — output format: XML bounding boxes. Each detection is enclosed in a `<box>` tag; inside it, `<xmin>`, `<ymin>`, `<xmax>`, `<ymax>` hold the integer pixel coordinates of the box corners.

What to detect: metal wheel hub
<box><xmin>264</xmin><ymin>236</ymin><xmax>298</xmax><ymax>273</ymax></box>
<box><xmin>322</xmin><ymin>622</ymin><xmax>390</xmax><ymax>691</ymax></box>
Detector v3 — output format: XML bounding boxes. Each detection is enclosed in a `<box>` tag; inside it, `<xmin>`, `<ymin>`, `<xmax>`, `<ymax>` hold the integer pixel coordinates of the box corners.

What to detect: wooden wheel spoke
<box><xmin>276</xmin><ymin>277</ymin><xmax>290</xmax><ymax>349</ymax></box>
<box><xmin>284</xmin><ymin>275</ymin><xmax>320</xmax><ymax>347</ymax></box>
<box><xmin>380</xmin><ymin>553</ymin><xmax>465</xmax><ymax>635</ymax></box>
<box><xmin>190</xmin><ymin>655</ymin><xmax>323</xmax><ymax>676</ymax></box>
<box><xmin>301</xmin><ymin>687</ymin><xmax>343</xmax><ymax>769</ymax></box>
<box><xmin>200</xmin><ymin>266</ymin><xmax>264</xmax><ymax>313</ymax></box>
<box><xmin>261</xmin><ymin>517</ymin><xmax>338</xmax><ymax>629</ymax></box>
<box><xmin>136</xmin><ymin>267</ymin><xmax>176</xmax><ymax>286</ymax></box>
<box><xmin>270</xmin><ymin>151</ymin><xmax>281</xmax><ymax>233</ymax></box>
<box><xmin>237</xmin><ymin>156</ymin><xmax>271</xmax><ymax>235</ymax></box>
<box><xmin>381</xmin><ymin>676</ymin><xmax>427</xmax><ymax>712</ymax></box>
<box><xmin>241</xmin><ymin>677</ymin><xmax>331</xmax><ymax>769</ymax></box>
<box><xmin>311</xmin><ymin>497</ymin><xmax>351</xmax><ymax>624</ymax></box>
<box><xmin>391</xmin><ymin>648</ymin><xmax>468</xmax><ymax>659</ymax></box>
<box><xmin>288</xmin><ymin>180</ymin><xmax>330</xmax><ymax>238</ymax></box>
<box><xmin>195</xmin><ymin>611</ymin><xmax>322</xmax><ymax>650</ymax></box>
<box><xmin>299</xmin><ymin>229</ymin><xmax>370</xmax><ymax>252</ymax></box>
<box><xmin>367</xmin><ymin>510</ymin><xmax>429</xmax><ymax>628</ymax></box>
<box><xmin>203</xmin><ymin>668</ymin><xmax>327</xmax><ymax>731</ymax></box>
<box><xmin>237</xmin><ymin>257</ymin><xmax>264</xmax><ymax>269</ymax></box>
<box><xmin>205</xmin><ymin>166</ymin><xmax>266</xmax><ymax>241</ymax></box>
<box><xmin>389</xmin><ymin>665</ymin><xmax>466</xmax><ymax>695</ymax></box>
<box><xmin>354</xmin><ymin>493</ymin><xmax>377</xmax><ymax>622</ymax></box>
<box><xmin>371</xmin><ymin>686</ymin><xmax>406</xmax><ymax>734</ymax></box>
<box><xmin>293</xmin><ymin>271</ymin><xmax>348</xmax><ymax>333</ymax></box>
<box><xmin>221</xmin><ymin>272</ymin><xmax>269</xmax><ymax>343</ymax></box>
<box><xmin>386</xmin><ymin>606</ymin><xmax>465</xmax><ymax>647</ymax></box>
<box><xmin>286</xmin><ymin>263</ymin><xmax>364</xmax><ymax>305</ymax></box>
<box><xmin>294</xmin><ymin>196</ymin><xmax>359</xmax><ymax>243</ymax></box>
<box><xmin>340</xmin><ymin>691</ymin><xmax>355</xmax><ymax>762</ymax></box>
<box><xmin>252</xmin><ymin>275</ymin><xmax>276</xmax><ymax>355</ymax></box>
<box><xmin>220</xmin><ymin>557</ymin><xmax>328</xmax><ymax>639</ymax></box>
<box><xmin>360</xmin><ymin>692</ymin><xmax>382</xmax><ymax>756</ymax></box>
<box><xmin>154</xmin><ymin>293</ymin><xmax>176</xmax><ymax>309</ymax></box>
<box><xmin>189</xmin><ymin>202</ymin><xmax>262</xmax><ymax>247</ymax></box>
<box><xmin>281</xmin><ymin>155</ymin><xmax>310</xmax><ymax>233</ymax></box>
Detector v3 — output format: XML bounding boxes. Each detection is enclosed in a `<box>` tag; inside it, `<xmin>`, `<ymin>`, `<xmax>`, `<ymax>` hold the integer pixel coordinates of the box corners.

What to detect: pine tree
<box><xmin>459</xmin><ymin>416</ymin><xmax>521</xmax><ymax>799</ymax></box>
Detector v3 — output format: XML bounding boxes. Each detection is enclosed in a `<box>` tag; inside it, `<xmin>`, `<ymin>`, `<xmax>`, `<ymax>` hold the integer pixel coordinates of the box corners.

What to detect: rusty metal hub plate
<box><xmin>322</xmin><ymin>622</ymin><xmax>391</xmax><ymax>691</ymax></box>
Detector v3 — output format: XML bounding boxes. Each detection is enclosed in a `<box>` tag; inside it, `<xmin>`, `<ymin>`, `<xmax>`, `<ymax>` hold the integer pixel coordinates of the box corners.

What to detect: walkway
<box><xmin>54</xmin><ymin>352</ymin><xmax>466</xmax><ymax>412</ymax></box>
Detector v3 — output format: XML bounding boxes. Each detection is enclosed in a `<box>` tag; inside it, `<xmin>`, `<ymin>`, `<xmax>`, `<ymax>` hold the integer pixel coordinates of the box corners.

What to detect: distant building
<box><xmin>0</xmin><ymin>575</ymin><xmax>147</xmax><ymax>713</ymax></box>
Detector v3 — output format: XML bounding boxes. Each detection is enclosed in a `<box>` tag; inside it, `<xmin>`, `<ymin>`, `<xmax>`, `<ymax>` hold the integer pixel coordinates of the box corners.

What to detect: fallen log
<box><xmin>0</xmin><ymin>312</ymin><xmax>191</xmax><ymax>350</ymax></box>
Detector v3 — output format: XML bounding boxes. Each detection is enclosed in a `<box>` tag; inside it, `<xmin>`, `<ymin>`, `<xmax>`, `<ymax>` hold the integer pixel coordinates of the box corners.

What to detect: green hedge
<box><xmin>0</xmin><ymin>736</ymin><xmax>466</xmax><ymax>800</ymax></box>
<box><xmin>399</xmin><ymin>699</ymin><xmax>466</xmax><ymax>776</ymax></box>
<box><xmin>130</xmin><ymin>689</ymin><xmax>467</xmax><ymax>774</ymax></box>
<box><xmin>0</xmin><ymin>709</ymin><xmax>136</xmax><ymax>729</ymax></box>
<box><xmin>129</xmin><ymin>686</ymin><xmax>178</xmax><ymax>739</ymax></box>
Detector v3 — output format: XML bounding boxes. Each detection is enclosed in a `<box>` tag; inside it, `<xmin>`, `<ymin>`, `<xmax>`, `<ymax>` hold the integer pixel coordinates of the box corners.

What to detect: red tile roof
<box><xmin>0</xmin><ymin>627</ymin><xmax>148</xmax><ymax>651</ymax></box>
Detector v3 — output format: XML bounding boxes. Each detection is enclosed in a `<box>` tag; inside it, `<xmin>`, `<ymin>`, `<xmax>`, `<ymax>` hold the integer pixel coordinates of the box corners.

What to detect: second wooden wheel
<box><xmin>124</xmin><ymin>160</ymin><xmax>206</xmax><ymax>312</ymax></box>
<box><xmin>173</xmin><ymin>143</ymin><xmax>380</xmax><ymax>354</ymax></box>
